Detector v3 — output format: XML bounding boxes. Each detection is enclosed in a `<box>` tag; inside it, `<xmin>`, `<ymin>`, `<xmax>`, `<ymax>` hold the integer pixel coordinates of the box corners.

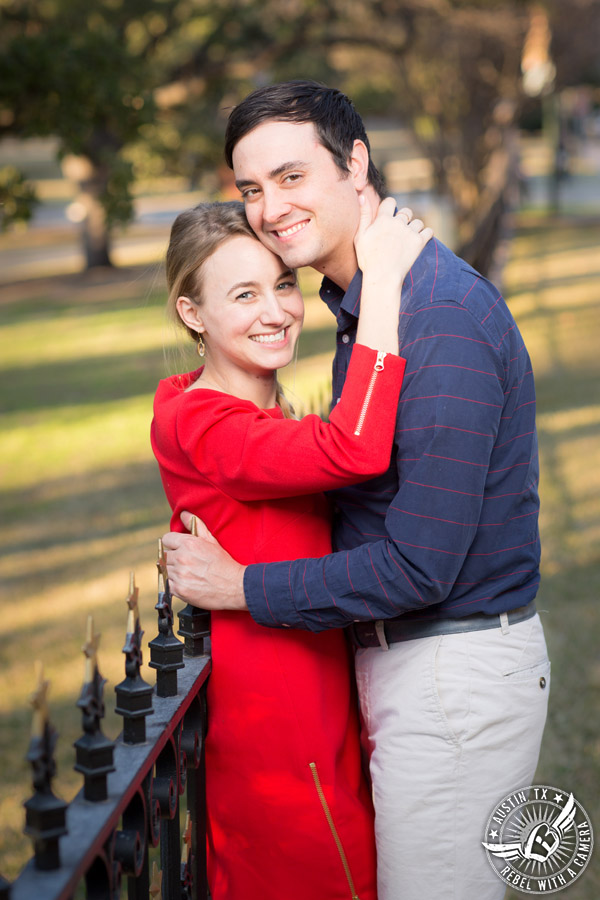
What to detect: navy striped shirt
<box><xmin>244</xmin><ymin>238</ymin><xmax>541</xmax><ymax>631</ymax></box>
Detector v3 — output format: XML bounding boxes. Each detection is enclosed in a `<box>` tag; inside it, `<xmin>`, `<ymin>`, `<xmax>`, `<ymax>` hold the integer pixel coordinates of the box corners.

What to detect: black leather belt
<box><xmin>351</xmin><ymin>601</ymin><xmax>537</xmax><ymax>648</ymax></box>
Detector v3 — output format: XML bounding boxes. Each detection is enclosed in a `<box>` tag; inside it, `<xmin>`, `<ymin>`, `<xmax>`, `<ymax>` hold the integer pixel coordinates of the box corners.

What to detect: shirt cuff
<box><xmin>244</xmin><ymin>562</ymin><xmax>307</xmax><ymax>630</ymax></box>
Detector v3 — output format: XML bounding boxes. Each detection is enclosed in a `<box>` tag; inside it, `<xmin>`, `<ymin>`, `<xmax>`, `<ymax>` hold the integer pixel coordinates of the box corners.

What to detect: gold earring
<box><xmin>197</xmin><ymin>334</ymin><xmax>205</xmax><ymax>357</ymax></box>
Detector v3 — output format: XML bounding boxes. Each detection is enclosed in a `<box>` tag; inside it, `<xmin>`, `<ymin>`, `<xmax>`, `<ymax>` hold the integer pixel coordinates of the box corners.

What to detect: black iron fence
<box><xmin>2</xmin><ymin>543</ymin><xmax>211</xmax><ymax>900</ymax></box>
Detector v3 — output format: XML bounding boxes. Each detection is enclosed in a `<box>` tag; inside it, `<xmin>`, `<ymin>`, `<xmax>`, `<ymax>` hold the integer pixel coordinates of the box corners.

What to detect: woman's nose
<box><xmin>260</xmin><ymin>292</ymin><xmax>287</xmax><ymax>325</ymax></box>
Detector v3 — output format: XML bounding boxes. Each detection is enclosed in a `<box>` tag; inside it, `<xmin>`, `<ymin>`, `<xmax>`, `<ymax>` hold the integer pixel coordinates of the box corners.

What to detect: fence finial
<box><xmin>149</xmin><ymin>539</ymin><xmax>184</xmax><ymax>697</ymax></box>
<box><xmin>115</xmin><ymin>572</ymin><xmax>154</xmax><ymax>744</ymax></box>
<box><xmin>74</xmin><ymin>615</ymin><xmax>115</xmax><ymax>801</ymax></box>
<box><xmin>24</xmin><ymin>662</ymin><xmax>68</xmax><ymax>870</ymax></box>
<box><xmin>82</xmin><ymin>614</ymin><xmax>101</xmax><ymax>683</ymax></box>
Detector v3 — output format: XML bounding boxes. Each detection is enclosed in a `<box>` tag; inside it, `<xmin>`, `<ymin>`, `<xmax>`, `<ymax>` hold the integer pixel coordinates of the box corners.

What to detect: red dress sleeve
<box><xmin>173</xmin><ymin>344</ymin><xmax>405</xmax><ymax>501</ymax></box>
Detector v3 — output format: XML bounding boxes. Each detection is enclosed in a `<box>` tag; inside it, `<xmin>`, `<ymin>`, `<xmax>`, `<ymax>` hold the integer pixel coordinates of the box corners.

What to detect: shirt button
<box><xmin>342</xmin><ymin>334</ymin><xmax>350</xmax><ymax>344</ymax></box>
<box><xmin>539</xmin><ymin>676</ymin><xmax>547</xmax><ymax>689</ymax></box>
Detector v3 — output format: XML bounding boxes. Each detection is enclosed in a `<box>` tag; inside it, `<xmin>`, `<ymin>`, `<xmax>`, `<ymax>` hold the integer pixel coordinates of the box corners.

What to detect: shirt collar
<box><xmin>319</xmin><ymin>269</ymin><xmax>363</xmax><ymax>320</ymax></box>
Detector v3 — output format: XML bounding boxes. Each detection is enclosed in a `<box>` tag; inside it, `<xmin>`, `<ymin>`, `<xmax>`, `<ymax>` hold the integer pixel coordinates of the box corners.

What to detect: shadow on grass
<box><xmin>1</xmin><ymin>459</ymin><xmax>165</xmax><ymax>525</ymax></box>
<box><xmin>534</xmin><ymin>368</ymin><xmax>600</xmax><ymax>414</ymax></box>
<box><xmin>0</xmin><ymin>460</ymin><xmax>172</xmax><ymax>629</ymax></box>
<box><xmin>0</xmin><ymin>265</ymin><xmax>166</xmax><ymax>323</ymax></box>
<box><xmin>509</xmin><ymin>211</ymin><xmax>600</xmax><ymax>239</ymax></box>
<box><xmin>506</xmin><ymin>270</ymin><xmax>600</xmax><ymax>304</ymax></box>
<box><xmin>1</xmin><ymin>348</ymin><xmax>166</xmax><ymax>413</ymax></box>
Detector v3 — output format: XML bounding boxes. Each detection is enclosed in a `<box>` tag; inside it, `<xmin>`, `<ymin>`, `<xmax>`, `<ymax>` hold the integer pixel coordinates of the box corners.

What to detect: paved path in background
<box><xmin>519</xmin><ymin>133</ymin><xmax>600</xmax><ymax>213</ymax></box>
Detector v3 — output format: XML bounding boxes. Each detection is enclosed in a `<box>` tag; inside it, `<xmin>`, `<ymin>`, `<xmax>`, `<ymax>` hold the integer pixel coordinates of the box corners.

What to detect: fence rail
<box><xmin>3</xmin><ymin>546</ymin><xmax>211</xmax><ymax>900</ymax></box>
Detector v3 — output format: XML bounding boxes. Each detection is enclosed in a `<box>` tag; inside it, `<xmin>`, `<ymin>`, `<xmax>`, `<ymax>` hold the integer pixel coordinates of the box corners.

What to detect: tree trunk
<box><xmin>80</xmin><ymin>184</ymin><xmax>112</xmax><ymax>269</ymax></box>
<box><xmin>61</xmin><ymin>155</ymin><xmax>113</xmax><ymax>270</ymax></box>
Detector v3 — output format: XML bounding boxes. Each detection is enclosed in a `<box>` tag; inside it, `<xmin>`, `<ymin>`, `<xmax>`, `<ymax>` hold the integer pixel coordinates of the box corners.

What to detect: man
<box><xmin>163</xmin><ymin>81</ymin><xmax>550</xmax><ymax>900</ymax></box>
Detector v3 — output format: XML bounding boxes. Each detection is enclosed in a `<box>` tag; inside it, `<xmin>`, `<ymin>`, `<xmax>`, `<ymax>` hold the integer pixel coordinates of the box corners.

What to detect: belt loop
<box><xmin>375</xmin><ymin>620</ymin><xmax>389</xmax><ymax>650</ymax></box>
<box><xmin>500</xmin><ymin>611</ymin><xmax>510</xmax><ymax>635</ymax></box>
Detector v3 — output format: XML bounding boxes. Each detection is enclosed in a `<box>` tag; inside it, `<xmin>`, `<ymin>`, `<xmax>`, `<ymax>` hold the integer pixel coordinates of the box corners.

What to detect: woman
<box><xmin>151</xmin><ymin>198</ymin><xmax>431</xmax><ymax>900</ymax></box>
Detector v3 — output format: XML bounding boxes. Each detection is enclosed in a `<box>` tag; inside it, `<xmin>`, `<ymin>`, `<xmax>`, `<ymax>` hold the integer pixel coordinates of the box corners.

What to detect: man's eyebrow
<box><xmin>269</xmin><ymin>160</ymin><xmax>307</xmax><ymax>178</ymax></box>
<box><xmin>235</xmin><ymin>160</ymin><xmax>307</xmax><ymax>190</ymax></box>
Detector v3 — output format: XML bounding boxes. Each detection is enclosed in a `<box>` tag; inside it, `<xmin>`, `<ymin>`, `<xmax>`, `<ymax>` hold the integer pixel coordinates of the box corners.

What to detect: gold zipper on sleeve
<box><xmin>309</xmin><ymin>761</ymin><xmax>360</xmax><ymax>900</ymax></box>
<box><xmin>354</xmin><ymin>351</ymin><xmax>387</xmax><ymax>436</ymax></box>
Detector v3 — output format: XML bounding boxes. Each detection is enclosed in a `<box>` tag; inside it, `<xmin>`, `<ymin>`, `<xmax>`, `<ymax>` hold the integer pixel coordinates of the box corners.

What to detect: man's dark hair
<box><xmin>224</xmin><ymin>80</ymin><xmax>387</xmax><ymax>199</ymax></box>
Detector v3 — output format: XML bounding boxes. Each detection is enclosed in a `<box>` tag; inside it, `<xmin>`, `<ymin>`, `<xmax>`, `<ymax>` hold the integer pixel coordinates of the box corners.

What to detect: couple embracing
<box><xmin>152</xmin><ymin>80</ymin><xmax>550</xmax><ymax>900</ymax></box>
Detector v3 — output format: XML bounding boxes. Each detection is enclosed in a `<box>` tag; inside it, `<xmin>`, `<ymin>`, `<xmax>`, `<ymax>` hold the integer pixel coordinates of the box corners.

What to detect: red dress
<box><xmin>151</xmin><ymin>344</ymin><xmax>405</xmax><ymax>900</ymax></box>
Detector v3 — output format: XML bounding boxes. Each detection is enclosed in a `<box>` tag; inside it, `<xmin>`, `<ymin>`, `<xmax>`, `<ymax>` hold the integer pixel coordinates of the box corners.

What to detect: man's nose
<box><xmin>262</xmin><ymin>186</ymin><xmax>291</xmax><ymax>224</ymax></box>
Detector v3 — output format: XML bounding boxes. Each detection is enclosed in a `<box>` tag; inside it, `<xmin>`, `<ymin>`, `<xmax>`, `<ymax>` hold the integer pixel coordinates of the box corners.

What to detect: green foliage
<box><xmin>0</xmin><ymin>165</ymin><xmax>38</xmax><ymax>230</ymax></box>
<box><xmin>0</xmin><ymin>0</ymin><xmax>161</xmax><ymax>239</ymax></box>
<box><xmin>0</xmin><ymin>0</ymin><xmax>342</xmax><ymax>245</ymax></box>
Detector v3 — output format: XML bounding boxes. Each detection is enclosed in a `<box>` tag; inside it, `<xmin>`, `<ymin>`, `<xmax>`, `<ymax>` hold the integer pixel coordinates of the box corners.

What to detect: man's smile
<box><xmin>273</xmin><ymin>220</ymin><xmax>310</xmax><ymax>239</ymax></box>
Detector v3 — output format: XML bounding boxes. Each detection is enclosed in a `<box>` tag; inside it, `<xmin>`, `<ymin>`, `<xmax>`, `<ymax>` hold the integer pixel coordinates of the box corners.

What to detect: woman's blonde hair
<box><xmin>166</xmin><ymin>200</ymin><xmax>296</xmax><ymax>417</ymax></box>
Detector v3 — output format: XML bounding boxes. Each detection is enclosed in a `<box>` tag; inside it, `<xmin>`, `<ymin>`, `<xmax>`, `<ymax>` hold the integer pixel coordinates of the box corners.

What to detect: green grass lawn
<box><xmin>1</xmin><ymin>208</ymin><xmax>599</xmax><ymax>894</ymax></box>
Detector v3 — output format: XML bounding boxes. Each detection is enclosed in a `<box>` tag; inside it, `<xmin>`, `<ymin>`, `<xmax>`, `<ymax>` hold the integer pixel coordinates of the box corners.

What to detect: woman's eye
<box><xmin>236</xmin><ymin>291</ymin><xmax>254</xmax><ymax>301</ymax></box>
<box><xmin>277</xmin><ymin>280</ymin><xmax>297</xmax><ymax>291</ymax></box>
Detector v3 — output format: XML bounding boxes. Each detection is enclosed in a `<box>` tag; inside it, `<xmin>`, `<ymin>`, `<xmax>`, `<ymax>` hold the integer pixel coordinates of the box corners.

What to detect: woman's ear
<box><xmin>176</xmin><ymin>295</ymin><xmax>205</xmax><ymax>334</ymax></box>
<box><xmin>349</xmin><ymin>139</ymin><xmax>370</xmax><ymax>192</ymax></box>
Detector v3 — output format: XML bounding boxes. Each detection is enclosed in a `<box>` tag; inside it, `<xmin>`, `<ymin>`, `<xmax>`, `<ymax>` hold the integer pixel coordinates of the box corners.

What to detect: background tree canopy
<box><xmin>1</xmin><ymin>0</ymin><xmax>599</xmax><ymax>268</ymax></box>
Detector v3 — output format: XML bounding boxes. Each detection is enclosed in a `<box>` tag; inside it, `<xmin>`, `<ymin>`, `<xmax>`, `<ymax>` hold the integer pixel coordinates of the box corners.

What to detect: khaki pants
<box><xmin>355</xmin><ymin>614</ymin><xmax>550</xmax><ymax>900</ymax></box>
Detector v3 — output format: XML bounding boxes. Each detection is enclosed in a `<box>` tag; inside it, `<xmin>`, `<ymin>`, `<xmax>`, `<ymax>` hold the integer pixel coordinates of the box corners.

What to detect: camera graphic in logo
<box><xmin>524</xmin><ymin>821</ymin><xmax>561</xmax><ymax>863</ymax></box>
<box><xmin>482</xmin><ymin>786</ymin><xmax>593</xmax><ymax>894</ymax></box>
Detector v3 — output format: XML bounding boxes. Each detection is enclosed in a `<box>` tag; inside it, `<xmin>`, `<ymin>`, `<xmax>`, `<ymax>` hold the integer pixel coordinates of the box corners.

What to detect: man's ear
<box><xmin>349</xmin><ymin>140</ymin><xmax>370</xmax><ymax>191</ymax></box>
<box><xmin>176</xmin><ymin>295</ymin><xmax>205</xmax><ymax>334</ymax></box>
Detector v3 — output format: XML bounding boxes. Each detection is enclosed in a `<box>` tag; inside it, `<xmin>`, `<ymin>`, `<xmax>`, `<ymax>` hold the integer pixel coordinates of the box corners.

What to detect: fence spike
<box><xmin>29</xmin><ymin>660</ymin><xmax>49</xmax><ymax>740</ymax></box>
<box><xmin>114</xmin><ymin>573</ymin><xmax>154</xmax><ymax>744</ymax></box>
<box><xmin>23</xmin><ymin>662</ymin><xmax>68</xmax><ymax>870</ymax></box>
<box><xmin>125</xmin><ymin>569</ymin><xmax>139</xmax><ymax>633</ymax></box>
<box><xmin>149</xmin><ymin>539</ymin><xmax>184</xmax><ymax>697</ymax></box>
<box><xmin>74</xmin><ymin>616</ymin><xmax>115</xmax><ymax>801</ymax></box>
<box><xmin>181</xmin><ymin>810</ymin><xmax>192</xmax><ymax>862</ymax></box>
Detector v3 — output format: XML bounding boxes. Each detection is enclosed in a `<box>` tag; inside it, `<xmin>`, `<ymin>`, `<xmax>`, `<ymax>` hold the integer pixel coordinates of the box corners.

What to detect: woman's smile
<box><xmin>249</xmin><ymin>327</ymin><xmax>288</xmax><ymax>344</ymax></box>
